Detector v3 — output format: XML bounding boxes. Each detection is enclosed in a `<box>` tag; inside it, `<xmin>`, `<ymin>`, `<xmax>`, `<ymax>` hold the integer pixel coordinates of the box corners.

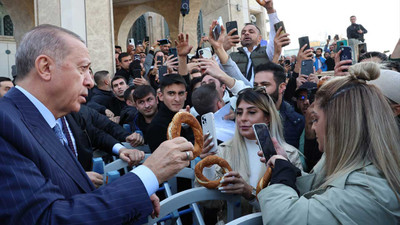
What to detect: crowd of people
<box><xmin>1</xmin><ymin>0</ymin><xmax>399</xmax><ymax>224</ymax></box>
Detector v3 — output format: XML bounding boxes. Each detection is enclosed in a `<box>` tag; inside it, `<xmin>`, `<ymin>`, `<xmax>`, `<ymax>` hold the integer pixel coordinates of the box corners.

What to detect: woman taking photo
<box><xmin>200</xmin><ymin>87</ymin><xmax>302</xmax><ymax>219</ymax></box>
<box><xmin>258</xmin><ymin>62</ymin><xmax>400</xmax><ymax>224</ymax></box>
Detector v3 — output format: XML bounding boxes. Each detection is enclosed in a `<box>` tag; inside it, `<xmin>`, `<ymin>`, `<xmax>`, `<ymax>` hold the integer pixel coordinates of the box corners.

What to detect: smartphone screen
<box><xmin>145</xmin><ymin>36</ymin><xmax>149</xmax><ymax>42</ymax></box>
<box><xmin>253</xmin><ymin>123</ymin><xmax>276</xmax><ymax>163</ymax></box>
<box><xmin>298</xmin><ymin>36</ymin><xmax>310</xmax><ymax>51</ymax></box>
<box><xmin>212</xmin><ymin>24</ymin><xmax>221</xmax><ymax>40</ymax></box>
<box><xmin>301</xmin><ymin>59</ymin><xmax>314</xmax><ymax>76</ymax></box>
<box><xmin>358</xmin><ymin>43</ymin><xmax>367</xmax><ymax>55</ymax></box>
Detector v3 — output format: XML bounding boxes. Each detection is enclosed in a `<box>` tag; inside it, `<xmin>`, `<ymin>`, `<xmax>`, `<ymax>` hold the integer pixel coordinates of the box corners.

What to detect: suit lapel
<box><xmin>7</xmin><ymin>88</ymin><xmax>94</xmax><ymax>193</ymax></box>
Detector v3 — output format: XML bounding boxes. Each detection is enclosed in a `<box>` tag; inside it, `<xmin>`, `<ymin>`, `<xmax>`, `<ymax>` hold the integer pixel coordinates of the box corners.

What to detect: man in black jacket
<box><xmin>130</xmin><ymin>85</ymin><xmax>158</xmax><ymax>141</ymax></box>
<box><xmin>87</xmin><ymin>70</ymin><xmax>115</xmax><ymax>117</ymax></box>
<box><xmin>146</xmin><ymin>74</ymin><xmax>192</xmax><ymax>152</ymax></box>
<box><xmin>347</xmin><ymin>15</ymin><xmax>368</xmax><ymax>42</ymax></box>
<box><xmin>115</xmin><ymin>52</ymin><xmax>132</xmax><ymax>82</ymax></box>
<box><xmin>254</xmin><ymin>62</ymin><xmax>304</xmax><ymax>148</ymax></box>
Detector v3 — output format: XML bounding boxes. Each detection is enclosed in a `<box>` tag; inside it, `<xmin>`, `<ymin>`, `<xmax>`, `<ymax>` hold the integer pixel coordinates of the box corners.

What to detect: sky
<box><xmin>271</xmin><ymin>0</ymin><xmax>400</xmax><ymax>55</ymax></box>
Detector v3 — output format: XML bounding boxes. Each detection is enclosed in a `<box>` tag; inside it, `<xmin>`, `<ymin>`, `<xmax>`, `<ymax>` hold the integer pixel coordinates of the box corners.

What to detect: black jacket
<box><xmin>87</xmin><ymin>87</ymin><xmax>113</xmax><ymax>114</ymax></box>
<box><xmin>145</xmin><ymin>102</ymin><xmax>194</xmax><ymax>152</ymax></box>
<box><xmin>66</xmin><ymin>110</ymin><xmax>121</xmax><ymax>171</ymax></box>
<box><xmin>280</xmin><ymin>101</ymin><xmax>305</xmax><ymax>149</ymax></box>
<box><xmin>346</xmin><ymin>23</ymin><xmax>367</xmax><ymax>42</ymax></box>
<box><xmin>119</xmin><ymin>106</ymin><xmax>138</xmax><ymax>126</ymax></box>
<box><xmin>129</xmin><ymin>112</ymin><xmax>151</xmax><ymax>144</ymax></box>
<box><xmin>78</xmin><ymin>105</ymin><xmax>130</xmax><ymax>143</ymax></box>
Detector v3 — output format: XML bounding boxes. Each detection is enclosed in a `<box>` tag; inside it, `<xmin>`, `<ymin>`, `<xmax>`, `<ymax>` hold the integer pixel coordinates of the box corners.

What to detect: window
<box><xmin>3</xmin><ymin>15</ymin><xmax>13</xmax><ymax>36</ymax></box>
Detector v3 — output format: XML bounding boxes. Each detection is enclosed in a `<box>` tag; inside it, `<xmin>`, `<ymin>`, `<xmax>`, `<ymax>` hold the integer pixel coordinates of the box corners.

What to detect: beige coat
<box><xmin>258</xmin><ymin>155</ymin><xmax>400</xmax><ymax>224</ymax></box>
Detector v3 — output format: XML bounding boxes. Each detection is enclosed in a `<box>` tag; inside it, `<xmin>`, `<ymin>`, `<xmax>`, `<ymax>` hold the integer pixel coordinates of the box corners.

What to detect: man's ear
<box><xmin>216</xmin><ymin>99</ymin><xmax>223</xmax><ymax>110</ymax></box>
<box><xmin>257</xmin><ymin>35</ymin><xmax>262</xmax><ymax>44</ymax></box>
<box><xmin>35</xmin><ymin>55</ymin><xmax>54</xmax><ymax>81</ymax></box>
<box><xmin>157</xmin><ymin>91</ymin><xmax>164</xmax><ymax>102</ymax></box>
<box><xmin>221</xmin><ymin>83</ymin><xmax>226</xmax><ymax>92</ymax></box>
<box><xmin>279</xmin><ymin>82</ymin><xmax>287</xmax><ymax>95</ymax></box>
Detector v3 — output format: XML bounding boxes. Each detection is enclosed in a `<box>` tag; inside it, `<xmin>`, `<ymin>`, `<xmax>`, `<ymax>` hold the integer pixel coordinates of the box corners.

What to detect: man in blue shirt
<box><xmin>314</xmin><ymin>48</ymin><xmax>327</xmax><ymax>73</ymax></box>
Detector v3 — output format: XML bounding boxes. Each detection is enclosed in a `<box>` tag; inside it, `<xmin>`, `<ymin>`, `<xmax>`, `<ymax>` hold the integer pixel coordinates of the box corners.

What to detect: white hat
<box><xmin>368</xmin><ymin>69</ymin><xmax>400</xmax><ymax>104</ymax></box>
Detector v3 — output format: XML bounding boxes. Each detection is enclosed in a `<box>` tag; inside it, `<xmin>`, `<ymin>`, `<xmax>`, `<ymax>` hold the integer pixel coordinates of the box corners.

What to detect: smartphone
<box><xmin>137</xmin><ymin>40</ymin><xmax>143</xmax><ymax>45</ymax></box>
<box><xmin>226</xmin><ymin>21</ymin><xmax>239</xmax><ymax>36</ymax></box>
<box><xmin>212</xmin><ymin>16</ymin><xmax>223</xmax><ymax>40</ymax></box>
<box><xmin>298</xmin><ymin>36</ymin><xmax>310</xmax><ymax>51</ymax></box>
<box><xmin>252</xmin><ymin>123</ymin><xmax>276</xmax><ymax>163</ymax></box>
<box><xmin>285</xmin><ymin>59</ymin><xmax>291</xmax><ymax>65</ymax></box>
<box><xmin>128</xmin><ymin>38</ymin><xmax>135</xmax><ymax>48</ymax></box>
<box><xmin>198</xmin><ymin>47</ymin><xmax>212</xmax><ymax>59</ymax></box>
<box><xmin>169</xmin><ymin>47</ymin><xmax>178</xmax><ymax>58</ymax></box>
<box><xmin>301</xmin><ymin>59</ymin><xmax>314</xmax><ymax>76</ymax></box>
<box><xmin>273</xmin><ymin>21</ymin><xmax>286</xmax><ymax>35</ymax></box>
<box><xmin>145</xmin><ymin>36</ymin><xmax>149</xmax><ymax>42</ymax></box>
<box><xmin>158</xmin><ymin>66</ymin><xmax>168</xmax><ymax>82</ymax></box>
<box><xmin>358</xmin><ymin>43</ymin><xmax>367</xmax><ymax>55</ymax></box>
<box><xmin>201</xmin><ymin>112</ymin><xmax>218</xmax><ymax>153</ymax></box>
<box><xmin>340</xmin><ymin>46</ymin><xmax>352</xmax><ymax>71</ymax></box>
<box><xmin>132</xmin><ymin>69</ymin><xmax>142</xmax><ymax>79</ymax></box>
<box><xmin>328</xmin><ymin>35</ymin><xmax>331</xmax><ymax>40</ymax></box>
<box><xmin>156</xmin><ymin>56</ymin><xmax>163</xmax><ymax>66</ymax></box>
<box><xmin>336</xmin><ymin>40</ymin><xmax>348</xmax><ymax>52</ymax></box>
<box><xmin>158</xmin><ymin>39</ymin><xmax>169</xmax><ymax>45</ymax></box>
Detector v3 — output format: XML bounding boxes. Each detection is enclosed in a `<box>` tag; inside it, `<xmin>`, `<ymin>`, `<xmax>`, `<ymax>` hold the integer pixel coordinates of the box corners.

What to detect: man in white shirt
<box><xmin>226</xmin><ymin>0</ymin><xmax>280</xmax><ymax>83</ymax></box>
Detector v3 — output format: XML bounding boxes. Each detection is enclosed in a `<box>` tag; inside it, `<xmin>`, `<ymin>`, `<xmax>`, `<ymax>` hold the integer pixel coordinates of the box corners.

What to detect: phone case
<box><xmin>298</xmin><ymin>36</ymin><xmax>310</xmax><ymax>50</ymax></box>
<box><xmin>198</xmin><ymin>47</ymin><xmax>212</xmax><ymax>59</ymax></box>
<box><xmin>301</xmin><ymin>59</ymin><xmax>314</xmax><ymax>76</ymax></box>
<box><xmin>158</xmin><ymin>66</ymin><xmax>168</xmax><ymax>82</ymax></box>
<box><xmin>340</xmin><ymin>46</ymin><xmax>352</xmax><ymax>65</ymax></box>
<box><xmin>226</xmin><ymin>21</ymin><xmax>238</xmax><ymax>36</ymax></box>
<box><xmin>274</xmin><ymin>21</ymin><xmax>286</xmax><ymax>34</ymax></box>
<box><xmin>201</xmin><ymin>113</ymin><xmax>218</xmax><ymax>153</ymax></box>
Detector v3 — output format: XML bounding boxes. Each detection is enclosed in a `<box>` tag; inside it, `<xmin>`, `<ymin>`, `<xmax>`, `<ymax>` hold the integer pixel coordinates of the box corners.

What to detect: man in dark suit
<box><xmin>0</xmin><ymin>24</ymin><xmax>194</xmax><ymax>224</ymax></box>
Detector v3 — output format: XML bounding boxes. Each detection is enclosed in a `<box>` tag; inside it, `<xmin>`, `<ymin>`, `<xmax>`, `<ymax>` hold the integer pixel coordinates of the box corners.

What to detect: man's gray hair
<box><xmin>15</xmin><ymin>24</ymin><xmax>84</xmax><ymax>81</ymax></box>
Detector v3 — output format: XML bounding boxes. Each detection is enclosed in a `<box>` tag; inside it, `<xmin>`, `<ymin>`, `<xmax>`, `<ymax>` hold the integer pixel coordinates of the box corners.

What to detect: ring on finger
<box><xmin>185</xmin><ymin>151</ymin><xmax>191</xmax><ymax>160</ymax></box>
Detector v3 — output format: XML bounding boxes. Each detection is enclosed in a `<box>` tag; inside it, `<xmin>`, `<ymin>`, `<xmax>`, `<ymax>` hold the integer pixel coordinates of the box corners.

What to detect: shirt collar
<box><xmin>15</xmin><ymin>86</ymin><xmax>57</xmax><ymax>129</ymax></box>
<box><xmin>243</xmin><ymin>46</ymin><xmax>258</xmax><ymax>55</ymax></box>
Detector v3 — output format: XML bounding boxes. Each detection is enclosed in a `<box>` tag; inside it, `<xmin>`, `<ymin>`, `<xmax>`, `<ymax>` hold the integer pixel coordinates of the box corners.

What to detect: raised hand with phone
<box><xmin>272</xmin><ymin>26</ymin><xmax>290</xmax><ymax>64</ymax></box>
<box><xmin>208</xmin><ymin>20</ymin><xmax>229</xmax><ymax>64</ymax></box>
<box><xmin>334</xmin><ymin>48</ymin><xmax>352</xmax><ymax>76</ymax></box>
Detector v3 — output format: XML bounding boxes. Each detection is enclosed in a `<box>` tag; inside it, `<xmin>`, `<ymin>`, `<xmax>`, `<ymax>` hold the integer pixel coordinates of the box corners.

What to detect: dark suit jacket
<box><xmin>0</xmin><ymin>88</ymin><xmax>152</xmax><ymax>224</ymax></box>
<box><xmin>66</xmin><ymin>112</ymin><xmax>120</xmax><ymax>171</ymax></box>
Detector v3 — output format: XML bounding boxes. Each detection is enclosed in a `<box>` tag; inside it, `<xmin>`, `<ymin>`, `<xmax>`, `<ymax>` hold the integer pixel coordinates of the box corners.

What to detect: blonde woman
<box><xmin>200</xmin><ymin>87</ymin><xmax>302</xmax><ymax>219</ymax></box>
<box><xmin>258</xmin><ymin>62</ymin><xmax>400</xmax><ymax>224</ymax></box>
